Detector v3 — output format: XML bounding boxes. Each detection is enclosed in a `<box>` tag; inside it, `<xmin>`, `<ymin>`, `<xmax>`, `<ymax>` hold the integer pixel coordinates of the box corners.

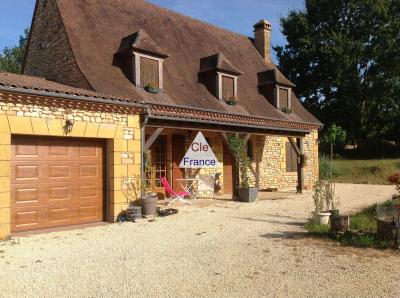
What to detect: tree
<box><xmin>0</xmin><ymin>28</ymin><xmax>30</xmax><ymax>74</ymax></box>
<box><xmin>275</xmin><ymin>0</ymin><xmax>400</xmax><ymax>148</ymax></box>
<box><xmin>320</xmin><ymin>124</ymin><xmax>347</xmax><ymax>179</ymax></box>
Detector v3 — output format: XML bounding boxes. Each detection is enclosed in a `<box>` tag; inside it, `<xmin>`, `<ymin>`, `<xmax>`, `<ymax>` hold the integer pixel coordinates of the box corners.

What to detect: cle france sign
<box><xmin>179</xmin><ymin>132</ymin><xmax>219</xmax><ymax>168</ymax></box>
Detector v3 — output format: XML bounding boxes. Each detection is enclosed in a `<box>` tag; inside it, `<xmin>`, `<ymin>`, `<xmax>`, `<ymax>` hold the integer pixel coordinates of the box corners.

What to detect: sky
<box><xmin>0</xmin><ymin>0</ymin><xmax>304</xmax><ymax>61</ymax></box>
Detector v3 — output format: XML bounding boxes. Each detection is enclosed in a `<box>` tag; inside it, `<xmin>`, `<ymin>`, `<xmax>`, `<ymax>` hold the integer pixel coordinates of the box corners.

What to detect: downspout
<box><xmin>140</xmin><ymin>106</ymin><xmax>150</xmax><ymax>197</ymax></box>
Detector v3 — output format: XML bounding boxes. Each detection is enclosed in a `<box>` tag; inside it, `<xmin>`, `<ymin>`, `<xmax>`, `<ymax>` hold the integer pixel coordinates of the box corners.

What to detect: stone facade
<box><xmin>145</xmin><ymin>128</ymin><xmax>319</xmax><ymax>195</ymax></box>
<box><xmin>249</xmin><ymin>131</ymin><xmax>318</xmax><ymax>192</ymax></box>
<box><xmin>23</xmin><ymin>0</ymin><xmax>91</xmax><ymax>89</ymax></box>
<box><xmin>0</xmin><ymin>91</ymin><xmax>142</xmax><ymax>239</ymax></box>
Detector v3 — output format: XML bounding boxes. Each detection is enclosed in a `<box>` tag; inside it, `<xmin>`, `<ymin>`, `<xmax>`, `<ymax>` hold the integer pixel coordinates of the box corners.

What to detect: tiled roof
<box><xmin>0</xmin><ymin>72</ymin><xmax>139</xmax><ymax>104</ymax></box>
<box><xmin>148</xmin><ymin>103</ymin><xmax>320</xmax><ymax>131</ymax></box>
<box><xmin>200</xmin><ymin>53</ymin><xmax>242</xmax><ymax>75</ymax></box>
<box><xmin>0</xmin><ymin>72</ymin><xmax>318</xmax><ymax>132</ymax></box>
<box><xmin>118</xmin><ymin>29</ymin><xmax>169</xmax><ymax>58</ymax></box>
<box><xmin>48</xmin><ymin>0</ymin><xmax>321</xmax><ymax>127</ymax></box>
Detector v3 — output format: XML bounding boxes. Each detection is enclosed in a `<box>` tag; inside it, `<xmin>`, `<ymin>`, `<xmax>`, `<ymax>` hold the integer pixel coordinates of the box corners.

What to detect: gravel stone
<box><xmin>0</xmin><ymin>183</ymin><xmax>399</xmax><ymax>297</ymax></box>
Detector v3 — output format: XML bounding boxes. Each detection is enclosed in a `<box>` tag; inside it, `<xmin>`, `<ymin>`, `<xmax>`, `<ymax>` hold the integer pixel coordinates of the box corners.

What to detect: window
<box><xmin>279</xmin><ymin>88</ymin><xmax>289</xmax><ymax>109</ymax></box>
<box><xmin>218</xmin><ymin>73</ymin><xmax>237</xmax><ymax>100</ymax></box>
<box><xmin>140</xmin><ymin>57</ymin><xmax>159</xmax><ymax>88</ymax></box>
<box><xmin>222</xmin><ymin>76</ymin><xmax>235</xmax><ymax>99</ymax></box>
<box><xmin>133</xmin><ymin>52</ymin><xmax>164</xmax><ymax>90</ymax></box>
<box><xmin>276</xmin><ymin>87</ymin><xmax>291</xmax><ymax>110</ymax></box>
<box><xmin>285</xmin><ymin>142</ymin><xmax>297</xmax><ymax>172</ymax></box>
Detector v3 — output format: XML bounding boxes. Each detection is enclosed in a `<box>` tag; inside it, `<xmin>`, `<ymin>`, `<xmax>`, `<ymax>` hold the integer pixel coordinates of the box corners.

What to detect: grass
<box><xmin>305</xmin><ymin>198</ymin><xmax>400</xmax><ymax>249</ymax></box>
<box><xmin>324</xmin><ymin>158</ymin><xmax>400</xmax><ymax>185</ymax></box>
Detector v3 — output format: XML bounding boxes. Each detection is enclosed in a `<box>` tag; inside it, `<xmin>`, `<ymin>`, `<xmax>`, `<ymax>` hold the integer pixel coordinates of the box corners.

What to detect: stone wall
<box><xmin>249</xmin><ymin>131</ymin><xmax>319</xmax><ymax>192</ymax></box>
<box><xmin>23</xmin><ymin>0</ymin><xmax>91</xmax><ymax>89</ymax></box>
<box><xmin>0</xmin><ymin>91</ymin><xmax>142</xmax><ymax>239</ymax></box>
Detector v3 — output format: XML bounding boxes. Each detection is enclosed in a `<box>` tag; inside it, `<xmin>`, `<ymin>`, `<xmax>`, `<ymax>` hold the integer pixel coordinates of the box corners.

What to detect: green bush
<box><xmin>340</xmin><ymin>232</ymin><xmax>391</xmax><ymax>249</ymax></box>
<box><xmin>350</xmin><ymin>214</ymin><xmax>376</xmax><ymax>232</ymax></box>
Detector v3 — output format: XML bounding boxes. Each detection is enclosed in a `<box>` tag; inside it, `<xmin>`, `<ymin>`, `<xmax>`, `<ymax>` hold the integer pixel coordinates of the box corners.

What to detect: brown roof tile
<box><xmin>0</xmin><ymin>72</ymin><xmax>138</xmax><ymax>104</ymax></box>
<box><xmin>200</xmin><ymin>53</ymin><xmax>242</xmax><ymax>75</ymax></box>
<box><xmin>118</xmin><ymin>29</ymin><xmax>169</xmax><ymax>58</ymax></box>
<box><xmin>33</xmin><ymin>0</ymin><xmax>321</xmax><ymax>127</ymax></box>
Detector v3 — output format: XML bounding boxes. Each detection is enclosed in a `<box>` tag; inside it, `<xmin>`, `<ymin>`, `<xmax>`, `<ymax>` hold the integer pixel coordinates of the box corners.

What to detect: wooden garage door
<box><xmin>11</xmin><ymin>137</ymin><xmax>105</xmax><ymax>232</ymax></box>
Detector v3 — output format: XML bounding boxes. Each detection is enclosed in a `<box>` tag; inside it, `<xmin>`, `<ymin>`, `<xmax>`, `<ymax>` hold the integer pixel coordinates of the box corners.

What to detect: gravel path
<box><xmin>0</xmin><ymin>183</ymin><xmax>399</xmax><ymax>298</ymax></box>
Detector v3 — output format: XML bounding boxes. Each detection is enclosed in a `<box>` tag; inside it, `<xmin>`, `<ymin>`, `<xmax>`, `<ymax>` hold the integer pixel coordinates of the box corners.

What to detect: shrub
<box><xmin>350</xmin><ymin>214</ymin><xmax>376</xmax><ymax>232</ymax></box>
<box><xmin>340</xmin><ymin>232</ymin><xmax>377</xmax><ymax>248</ymax></box>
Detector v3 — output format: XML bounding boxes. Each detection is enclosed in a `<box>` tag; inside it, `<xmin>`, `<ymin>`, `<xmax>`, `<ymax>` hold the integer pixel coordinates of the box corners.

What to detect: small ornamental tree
<box><xmin>321</xmin><ymin>124</ymin><xmax>347</xmax><ymax>179</ymax></box>
<box><xmin>227</xmin><ymin>134</ymin><xmax>249</xmax><ymax>188</ymax></box>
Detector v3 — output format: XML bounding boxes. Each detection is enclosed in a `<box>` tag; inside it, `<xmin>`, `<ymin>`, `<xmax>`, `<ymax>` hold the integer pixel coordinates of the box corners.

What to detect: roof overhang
<box><xmin>146</xmin><ymin>116</ymin><xmax>309</xmax><ymax>137</ymax></box>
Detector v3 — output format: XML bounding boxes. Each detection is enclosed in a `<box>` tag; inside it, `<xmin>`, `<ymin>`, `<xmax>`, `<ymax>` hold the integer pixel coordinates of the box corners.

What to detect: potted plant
<box><xmin>227</xmin><ymin>134</ymin><xmax>258</xmax><ymax>202</ymax></box>
<box><xmin>144</xmin><ymin>82</ymin><xmax>161</xmax><ymax>94</ymax></box>
<box><xmin>280</xmin><ymin>107</ymin><xmax>292</xmax><ymax>114</ymax></box>
<box><xmin>312</xmin><ymin>180</ymin><xmax>331</xmax><ymax>225</ymax></box>
<box><xmin>326</xmin><ymin>181</ymin><xmax>340</xmax><ymax>217</ymax></box>
<box><xmin>141</xmin><ymin>150</ymin><xmax>159</xmax><ymax>216</ymax></box>
<box><xmin>225</xmin><ymin>97</ymin><xmax>237</xmax><ymax>106</ymax></box>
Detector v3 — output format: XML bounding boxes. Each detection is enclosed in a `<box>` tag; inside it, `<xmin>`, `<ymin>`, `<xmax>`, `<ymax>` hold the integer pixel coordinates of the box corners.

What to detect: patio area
<box><xmin>1</xmin><ymin>184</ymin><xmax>399</xmax><ymax>297</ymax></box>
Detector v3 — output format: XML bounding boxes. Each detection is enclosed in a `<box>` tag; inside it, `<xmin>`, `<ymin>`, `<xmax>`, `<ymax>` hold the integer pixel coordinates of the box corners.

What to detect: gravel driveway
<box><xmin>1</xmin><ymin>183</ymin><xmax>399</xmax><ymax>298</ymax></box>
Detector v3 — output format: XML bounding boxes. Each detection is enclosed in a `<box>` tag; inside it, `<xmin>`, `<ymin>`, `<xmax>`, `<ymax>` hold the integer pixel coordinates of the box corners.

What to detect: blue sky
<box><xmin>0</xmin><ymin>0</ymin><xmax>304</xmax><ymax>61</ymax></box>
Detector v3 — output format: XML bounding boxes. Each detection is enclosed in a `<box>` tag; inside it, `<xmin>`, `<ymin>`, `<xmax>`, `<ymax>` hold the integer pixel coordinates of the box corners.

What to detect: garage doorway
<box><xmin>11</xmin><ymin>136</ymin><xmax>105</xmax><ymax>232</ymax></box>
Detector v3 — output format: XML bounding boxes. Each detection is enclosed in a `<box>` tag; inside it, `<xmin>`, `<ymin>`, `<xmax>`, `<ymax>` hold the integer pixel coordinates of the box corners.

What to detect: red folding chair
<box><xmin>160</xmin><ymin>177</ymin><xmax>192</xmax><ymax>206</ymax></box>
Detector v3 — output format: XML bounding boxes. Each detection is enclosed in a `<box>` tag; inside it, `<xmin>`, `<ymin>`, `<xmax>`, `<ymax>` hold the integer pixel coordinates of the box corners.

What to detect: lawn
<box><xmin>329</xmin><ymin>158</ymin><xmax>400</xmax><ymax>185</ymax></box>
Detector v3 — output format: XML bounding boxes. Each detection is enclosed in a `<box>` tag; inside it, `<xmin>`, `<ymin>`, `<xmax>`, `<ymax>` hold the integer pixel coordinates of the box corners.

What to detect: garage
<box><xmin>11</xmin><ymin>136</ymin><xmax>105</xmax><ymax>233</ymax></box>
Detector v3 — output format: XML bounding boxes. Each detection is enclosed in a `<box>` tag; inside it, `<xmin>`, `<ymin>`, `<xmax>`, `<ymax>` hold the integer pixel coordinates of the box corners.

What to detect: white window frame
<box><xmin>275</xmin><ymin>86</ymin><xmax>292</xmax><ymax>109</ymax></box>
<box><xmin>133</xmin><ymin>51</ymin><xmax>164</xmax><ymax>89</ymax></box>
<box><xmin>217</xmin><ymin>72</ymin><xmax>238</xmax><ymax>100</ymax></box>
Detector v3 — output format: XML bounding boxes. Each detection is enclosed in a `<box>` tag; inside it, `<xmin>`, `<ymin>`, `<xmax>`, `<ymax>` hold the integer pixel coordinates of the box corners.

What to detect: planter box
<box><xmin>237</xmin><ymin>187</ymin><xmax>258</xmax><ymax>203</ymax></box>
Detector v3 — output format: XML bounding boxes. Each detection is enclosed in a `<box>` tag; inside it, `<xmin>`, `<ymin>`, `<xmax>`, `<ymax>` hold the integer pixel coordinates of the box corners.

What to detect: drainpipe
<box><xmin>140</xmin><ymin>107</ymin><xmax>150</xmax><ymax>197</ymax></box>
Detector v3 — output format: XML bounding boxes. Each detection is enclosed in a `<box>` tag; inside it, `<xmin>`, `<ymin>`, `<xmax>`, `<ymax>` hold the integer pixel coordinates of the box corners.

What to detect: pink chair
<box><xmin>160</xmin><ymin>177</ymin><xmax>192</xmax><ymax>206</ymax></box>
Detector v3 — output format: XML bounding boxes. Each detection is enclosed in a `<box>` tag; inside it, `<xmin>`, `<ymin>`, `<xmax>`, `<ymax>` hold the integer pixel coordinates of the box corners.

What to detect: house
<box><xmin>0</xmin><ymin>0</ymin><xmax>322</xmax><ymax>238</ymax></box>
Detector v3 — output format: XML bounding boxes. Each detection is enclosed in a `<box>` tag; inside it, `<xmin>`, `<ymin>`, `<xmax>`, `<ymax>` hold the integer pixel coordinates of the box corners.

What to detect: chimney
<box><xmin>253</xmin><ymin>19</ymin><xmax>272</xmax><ymax>64</ymax></box>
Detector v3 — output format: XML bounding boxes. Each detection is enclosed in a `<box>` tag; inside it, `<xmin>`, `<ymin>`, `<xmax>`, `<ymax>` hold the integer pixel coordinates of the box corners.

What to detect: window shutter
<box><xmin>279</xmin><ymin>88</ymin><xmax>289</xmax><ymax>109</ymax></box>
<box><xmin>285</xmin><ymin>142</ymin><xmax>297</xmax><ymax>172</ymax></box>
<box><xmin>222</xmin><ymin>76</ymin><xmax>234</xmax><ymax>99</ymax></box>
<box><xmin>140</xmin><ymin>57</ymin><xmax>159</xmax><ymax>88</ymax></box>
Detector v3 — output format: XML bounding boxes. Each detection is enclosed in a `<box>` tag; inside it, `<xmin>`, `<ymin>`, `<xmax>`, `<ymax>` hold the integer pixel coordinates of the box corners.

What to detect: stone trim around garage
<box><xmin>0</xmin><ymin>99</ymin><xmax>142</xmax><ymax>239</ymax></box>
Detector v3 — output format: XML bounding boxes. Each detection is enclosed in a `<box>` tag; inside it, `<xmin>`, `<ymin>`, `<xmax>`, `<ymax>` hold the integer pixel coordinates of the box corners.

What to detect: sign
<box><xmin>179</xmin><ymin>132</ymin><xmax>219</xmax><ymax>168</ymax></box>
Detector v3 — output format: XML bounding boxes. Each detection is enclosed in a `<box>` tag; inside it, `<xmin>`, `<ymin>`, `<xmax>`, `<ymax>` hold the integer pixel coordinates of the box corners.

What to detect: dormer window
<box><xmin>258</xmin><ymin>68</ymin><xmax>295</xmax><ymax>112</ymax></box>
<box><xmin>199</xmin><ymin>53</ymin><xmax>241</xmax><ymax>103</ymax></box>
<box><xmin>116</xmin><ymin>29</ymin><xmax>168</xmax><ymax>93</ymax></box>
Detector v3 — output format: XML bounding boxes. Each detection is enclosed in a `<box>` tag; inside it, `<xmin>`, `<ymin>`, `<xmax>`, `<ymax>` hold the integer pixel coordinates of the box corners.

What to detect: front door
<box><xmin>148</xmin><ymin>136</ymin><xmax>167</xmax><ymax>199</ymax></box>
<box><xmin>172</xmin><ymin>134</ymin><xmax>186</xmax><ymax>192</ymax></box>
